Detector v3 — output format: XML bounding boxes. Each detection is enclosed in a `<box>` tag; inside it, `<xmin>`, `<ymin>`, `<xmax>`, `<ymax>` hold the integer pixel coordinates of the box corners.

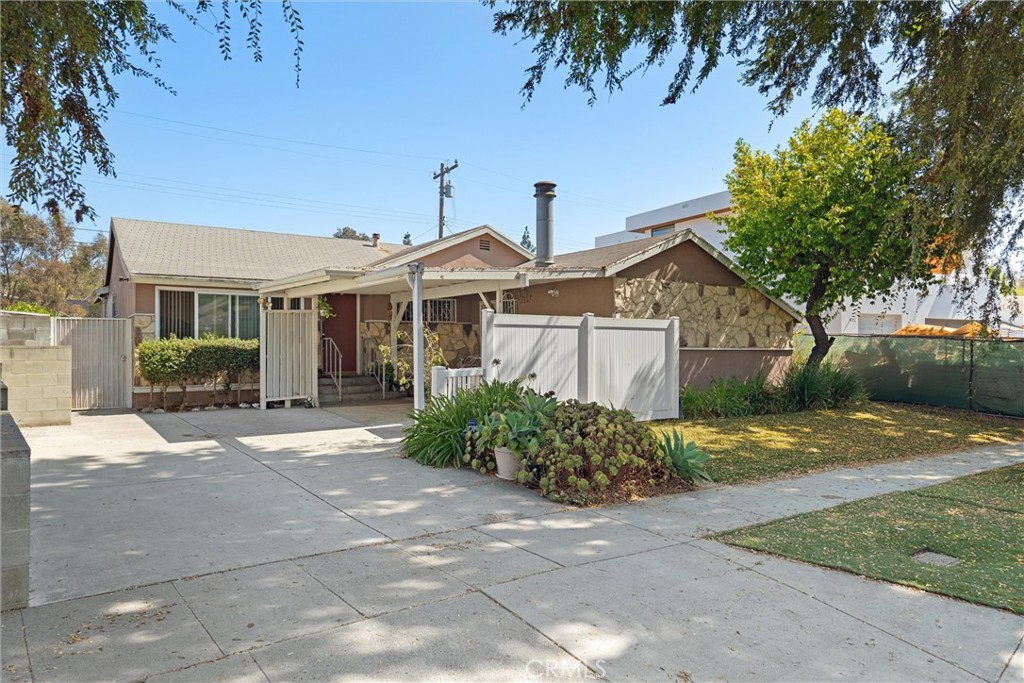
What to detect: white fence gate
<box><xmin>260</xmin><ymin>309</ymin><xmax>319</xmax><ymax>408</ymax></box>
<box><xmin>52</xmin><ymin>317</ymin><xmax>132</xmax><ymax>410</ymax></box>
<box><xmin>452</xmin><ymin>310</ymin><xmax>679</xmax><ymax>420</ymax></box>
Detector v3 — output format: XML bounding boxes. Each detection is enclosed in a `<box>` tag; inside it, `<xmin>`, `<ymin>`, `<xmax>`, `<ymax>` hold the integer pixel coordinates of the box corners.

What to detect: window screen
<box><xmin>159</xmin><ymin>290</ymin><xmax>194</xmax><ymax>339</ymax></box>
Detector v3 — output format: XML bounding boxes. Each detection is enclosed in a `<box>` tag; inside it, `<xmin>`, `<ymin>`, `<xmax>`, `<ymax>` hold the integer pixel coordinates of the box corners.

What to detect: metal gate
<box><xmin>52</xmin><ymin>318</ymin><xmax>133</xmax><ymax>410</ymax></box>
<box><xmin>260</xmin><ymin>309</ymin><xmax>319</xmax><ymax>408</ymax></box>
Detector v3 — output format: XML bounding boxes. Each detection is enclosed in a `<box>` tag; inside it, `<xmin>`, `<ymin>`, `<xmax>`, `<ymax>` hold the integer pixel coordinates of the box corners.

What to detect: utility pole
<box><xmin>432</xmin><ymin>159</ymin><xmax>458</xmax><ymax>239</ymax></box>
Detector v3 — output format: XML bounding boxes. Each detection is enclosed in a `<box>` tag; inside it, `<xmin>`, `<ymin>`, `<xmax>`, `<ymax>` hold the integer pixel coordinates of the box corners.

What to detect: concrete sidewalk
<box><xmin>3</xmin><ymin>410</ymin><xmax>1022</xmax><ymax>682</ymax></box>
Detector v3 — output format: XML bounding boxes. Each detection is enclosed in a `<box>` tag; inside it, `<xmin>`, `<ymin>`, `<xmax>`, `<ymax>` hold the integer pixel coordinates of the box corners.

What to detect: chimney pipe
<box><xmin>371</xmin><ymin>233</ymin><xmax>381</xmax><ymax>248</ymax></box>
<box><xmin>534</xmin><ymin>181</ymin><xmax>556</xmax><ymax>267</ymax></box>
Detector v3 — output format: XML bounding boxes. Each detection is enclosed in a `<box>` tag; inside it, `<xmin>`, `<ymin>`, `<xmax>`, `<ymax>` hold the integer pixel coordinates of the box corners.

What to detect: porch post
<box><xmin>407</xmin><ymin>263</ymin><xmax>426</xmax><ymax>410</ymax></box>
<box><xmin>355</xmin><ymin>294</ymin><xmax>362</xmax><ymax>375</ymax></box>
<box><xmin>258</xmin><ymin>303</ymin><xmax>267</xmax><ymax>409</ymax></box>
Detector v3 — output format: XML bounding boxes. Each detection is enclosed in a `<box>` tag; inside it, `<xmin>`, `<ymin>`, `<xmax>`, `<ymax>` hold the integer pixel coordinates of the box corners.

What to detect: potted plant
<box><xmin>476</xmin><ymin>393</ymin><xmax>556</xmax><ymax>480</ymax></box>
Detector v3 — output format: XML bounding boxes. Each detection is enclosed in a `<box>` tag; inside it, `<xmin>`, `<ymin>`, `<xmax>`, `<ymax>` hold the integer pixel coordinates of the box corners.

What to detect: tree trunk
<box><xmin>805</xmin><ymin>313</ymin><xmax>834</xmax><ymax>368</ymax></box>
<box><xmin>804</xmin><ymin>265</ymin><xmax>835</xmax><ymax>368</ymax></box>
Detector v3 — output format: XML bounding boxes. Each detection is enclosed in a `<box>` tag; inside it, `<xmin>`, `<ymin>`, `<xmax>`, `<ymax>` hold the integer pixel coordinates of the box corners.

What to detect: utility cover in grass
<box><xmin>717</xmin><ymin>464</ymin><xmax>1024</xmax><ymax>615</ymax></box>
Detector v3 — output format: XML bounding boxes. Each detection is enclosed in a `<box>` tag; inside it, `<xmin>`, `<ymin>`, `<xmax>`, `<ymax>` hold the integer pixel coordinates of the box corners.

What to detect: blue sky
<box><xmin>4</xmin><ymin>1</ymin><xmax>818</xmax><ymax>253</ymax></box>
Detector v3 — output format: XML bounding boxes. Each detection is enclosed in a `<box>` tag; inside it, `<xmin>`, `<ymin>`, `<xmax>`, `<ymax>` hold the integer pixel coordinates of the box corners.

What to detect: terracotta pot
<box><xmin>494</xmin><ymin>446</ymin><xmax>519</xmax><ymax>481</ymax></box>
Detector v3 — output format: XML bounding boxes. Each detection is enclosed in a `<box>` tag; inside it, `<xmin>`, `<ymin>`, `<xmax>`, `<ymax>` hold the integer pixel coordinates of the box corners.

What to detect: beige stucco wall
<box><xmin>514</xmin><ymin>278</ymin><xmax>615</xmax><ymax>317</ymax></box>
<box><xmin>614</xmin><ymin>278</ymin><xmax>794</xmax><ymax>349</ymax></box>
<box><xmin>617</xmin><ymin>241</ymin><xmax>744</xmax><ymax>286</ymax></box>
<box><xmin>421</xmin><ymin>238</ymin><xmax>527</xmax><ymax>268</ymax></box>
<box><xmin>0</xmin><ymin>345</ymin><xmax>72</xmax><ymax>426</ymax></box>
<box><xmin>680</xmin><ymin>349</ymin><xmax>793</xmax><ymax>389</ymax></box>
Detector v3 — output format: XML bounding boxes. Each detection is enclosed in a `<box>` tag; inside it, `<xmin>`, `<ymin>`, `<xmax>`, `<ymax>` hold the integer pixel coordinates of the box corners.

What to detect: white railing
<box><xmin>320</xmin><ymin>336</ymin><xmax>343</xmax><ymax>402</ymax></box>
<box><xmin>430</xmin><ymin>366</ymin><xmax>485</xmax><ymax>399</ymax></box>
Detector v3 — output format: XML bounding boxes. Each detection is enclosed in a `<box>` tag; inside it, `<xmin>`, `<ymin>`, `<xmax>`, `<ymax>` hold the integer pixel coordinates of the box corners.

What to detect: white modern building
<box><xmin>596</xmin><ymin>192</ymin><xmax>1024</xmax><ymax>336</ymax></box>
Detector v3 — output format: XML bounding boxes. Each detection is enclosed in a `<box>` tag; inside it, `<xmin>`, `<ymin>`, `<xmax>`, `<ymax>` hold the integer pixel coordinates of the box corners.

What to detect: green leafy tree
<box><xmin>0</xmin><ymin>201</ymin><xmax>107</xmax><ymax>315</ymax></box>
<box><xmin>489</xmin><ymin>1</ymin><xmax>1024</xmax><ymax>318</ymax></box>
<box><xmin>719</xmin><ymin>110</ymin><xmax>934</xmax><ymax>367</ymax></box>
<box><xmin>1</xmin><ymin>1</ymin><xmax>303</xmax><ymax>222</ymax></box>
<box><xmin>520</xmin><ymin>226</ymin><xmax>535</xmax><ymax>252</ymax></box>
<box><xmin>333</xmin><ymin>226</ymin><xmax>371</xmax><ymax>240</ymax></box>
<box><xmin>402</xmin><ymin>232</ymin><xmax>413</xmax><ymax>246</ymax></box>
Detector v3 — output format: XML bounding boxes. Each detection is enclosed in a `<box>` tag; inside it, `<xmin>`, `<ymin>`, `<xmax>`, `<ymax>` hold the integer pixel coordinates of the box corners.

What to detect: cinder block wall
<box><xmin>0</xmin><ymin>311</ymin><xmax>52</xmax><ymax>346</ymax></box>
<box><xmin>1</xmin><ymin>412</ymin><xmax>31</xmax><ymax>610</ymax></box>
<box><xmin>0</xmin><ymin>346</ymin><xmax>72</xmax><ymax>426</ymax></box>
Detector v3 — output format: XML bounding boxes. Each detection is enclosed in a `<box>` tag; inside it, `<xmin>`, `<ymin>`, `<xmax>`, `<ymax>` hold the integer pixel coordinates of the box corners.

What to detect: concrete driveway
<box><xmin>2</xmin><ymin>408</ymin><xmax>1022</xmax><ymax>682</ymax></box>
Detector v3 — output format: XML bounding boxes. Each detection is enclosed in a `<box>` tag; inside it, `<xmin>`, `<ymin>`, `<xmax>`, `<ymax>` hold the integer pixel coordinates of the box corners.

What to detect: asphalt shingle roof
<box><xmin>519</xmin><ymin>233</ymin><xmax>677</xmax><ymax>271</ymax></box>
<box><xmin>111</xmin><ymin>218</ymin><xmax>406</xmax><ymax>283</ymax></box>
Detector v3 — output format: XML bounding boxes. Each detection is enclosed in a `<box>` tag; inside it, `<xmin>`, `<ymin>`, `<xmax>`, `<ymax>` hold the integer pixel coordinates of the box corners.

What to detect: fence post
<box><xmin>481</xmin><ymin>308</ymin><xmax>495</xmax><ymax>381</ymax></box>
<box><xmin>667</xmin><ymin>316</ymin><xmax>680</xmax><ymax>419</ymax></box>
<box><xmin>430</xmin><ymin>365</ymin><xmax>446</xmax><ymax>399</ymax></box>
<box><xmin>578</xmin><ymin>313</ymin><xmax>595</xmax><ymax>402</ymax></box>
<box><xmin>258</xmin><ymin>307</ymin><xmax>267</xmax><ymax>409</ymax></box>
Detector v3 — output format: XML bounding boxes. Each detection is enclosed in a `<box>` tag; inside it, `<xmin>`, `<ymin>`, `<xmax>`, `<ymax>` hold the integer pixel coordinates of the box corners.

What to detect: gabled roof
<box><xmin>106</xmin><ymin>218</ymin><xmax>406</xmax><ymax>285</ymax></box>
<box><xmin>521</xmin><ymin>230</ymin><xmax>801</xmax><ymax>320</ymax></box>
<box><xmin>366</xmin><ymin>225</ymin><xmax>533</xmax><ymax>269</ymax></box>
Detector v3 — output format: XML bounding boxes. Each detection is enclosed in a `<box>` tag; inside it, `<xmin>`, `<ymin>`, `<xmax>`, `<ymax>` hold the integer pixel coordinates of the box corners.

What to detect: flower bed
<box><xmin>403</xmin><ymin>380</ymin><xmax>710</xmax><ymax>505</ymax></box>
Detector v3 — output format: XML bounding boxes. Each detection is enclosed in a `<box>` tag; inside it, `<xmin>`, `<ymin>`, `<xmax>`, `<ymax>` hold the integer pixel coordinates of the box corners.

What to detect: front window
<box><xmin>159</xmin><ymin>289</ymin><xmax>264</xmax><ymax>340</ymax></box>
<box><xmin>402</xmin><ymin>298</ymin><xmax>457</xmax><ymax>323</ymax></box>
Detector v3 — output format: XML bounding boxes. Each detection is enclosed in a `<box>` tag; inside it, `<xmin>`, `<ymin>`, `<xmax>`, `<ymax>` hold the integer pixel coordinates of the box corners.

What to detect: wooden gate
<box><xmin>52</xmin><ymin>317</ymin><xmax>133</xmax><ymax>410</ymax></box>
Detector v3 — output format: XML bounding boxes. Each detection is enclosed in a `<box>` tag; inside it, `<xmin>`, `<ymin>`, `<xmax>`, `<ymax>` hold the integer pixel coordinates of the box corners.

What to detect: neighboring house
<box><xmin>596</xmin><ymin>192</ymin><xmax>1024</xmax><ymax>337</ymax></box>
<box><xmin>100</xmin><ymin>185</ymin><xmax>802</xmax><ymax>408</ymax></box>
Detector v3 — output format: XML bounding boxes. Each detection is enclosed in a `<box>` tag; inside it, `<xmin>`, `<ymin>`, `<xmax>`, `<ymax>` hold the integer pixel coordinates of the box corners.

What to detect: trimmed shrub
<box><xmin>136</xmin><ymin>337</ymin><xmax>258</xmax><ymax>409</ymax></box>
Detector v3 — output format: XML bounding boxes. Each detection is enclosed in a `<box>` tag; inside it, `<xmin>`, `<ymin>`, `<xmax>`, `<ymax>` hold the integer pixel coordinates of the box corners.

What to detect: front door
<box><xmin>322</xmin><ymin>294</ymin><xmax>358</xmax><ymax>373</ymax></box>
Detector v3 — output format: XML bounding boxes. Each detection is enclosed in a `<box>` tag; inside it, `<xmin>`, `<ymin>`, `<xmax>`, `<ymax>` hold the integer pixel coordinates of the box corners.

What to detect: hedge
<box><xmin>137</xmin><ymin>337</ymin><xmax>259</xmax><ymax>409</ymax></box>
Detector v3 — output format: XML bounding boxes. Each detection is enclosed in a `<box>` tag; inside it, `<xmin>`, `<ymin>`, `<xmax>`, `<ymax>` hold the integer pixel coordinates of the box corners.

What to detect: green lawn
<box><xmin>716</xmin><ymin>464</ymin><xmax>1024</xmax><ymax>614</ymax></box>
<box><xmin>652</xmin><ymin>402</ymin><xmax>1024</xmax><ymax>485</ymax></box>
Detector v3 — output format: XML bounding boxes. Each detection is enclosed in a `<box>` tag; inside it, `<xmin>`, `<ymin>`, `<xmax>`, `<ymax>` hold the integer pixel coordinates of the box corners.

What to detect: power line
<box><xmin>112</xmin><ymin>112</ymin><xmax>638</xmax><ymax>215</ymax></box>
<box><xmin>116</xmin><ymin>120</ymin><xmax>431</xmax><ymax>176</ymax></box>
<box><xmin>113</xmin><ymin>172</ymin><xmax>447</xmax><ymax>222</ymax></box>
<box><xmin>113</xmin><ymin>110</ymin><xmax>439</xmax><ymax>161</ymax></box>
<box><xmin>86</xmin><ymin>178</ymin><xmax>456</xmax><ymax>226</ymax></box>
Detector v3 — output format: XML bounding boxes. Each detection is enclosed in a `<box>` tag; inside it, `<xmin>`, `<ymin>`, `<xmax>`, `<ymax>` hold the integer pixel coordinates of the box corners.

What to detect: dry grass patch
<box><xmin>653</xmin><ymin>402</ymin><xmax>1024</xmax><ymax>485</ymax></box>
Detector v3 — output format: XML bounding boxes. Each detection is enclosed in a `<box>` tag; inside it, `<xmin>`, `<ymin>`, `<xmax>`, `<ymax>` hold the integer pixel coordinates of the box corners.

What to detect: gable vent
<box><xmin>479</xmin><ymin>238</ymin><xmax>491</xmax><ymax>251</ymax></box>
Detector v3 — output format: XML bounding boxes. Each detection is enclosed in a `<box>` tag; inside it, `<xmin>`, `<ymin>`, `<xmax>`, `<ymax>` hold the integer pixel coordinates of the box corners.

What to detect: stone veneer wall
<box><xmin>361</xmin><ymin>321</ymin><xmax>481</xmax><ymax>368</ymax></box>
<box><xmin>613</xmin><ymin>278</ymin><xmax>794</xmax><ymax>348</ymax></box>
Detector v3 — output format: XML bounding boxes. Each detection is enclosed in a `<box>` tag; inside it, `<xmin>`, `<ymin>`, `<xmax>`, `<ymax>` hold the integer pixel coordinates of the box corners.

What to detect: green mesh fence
<box><xmin>794</xmin><ymin>334</ymin><xmax>1024</xmax><ymax>417</ymax></box>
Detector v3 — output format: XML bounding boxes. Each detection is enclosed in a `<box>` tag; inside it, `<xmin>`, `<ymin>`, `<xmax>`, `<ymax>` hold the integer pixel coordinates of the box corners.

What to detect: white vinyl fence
<box><xmin>260</xmin><ymin>309</ymin><xmax>319</xmax><ymax>408</ymax></box>
<box><xmin>433</xmin><ymin>310</ymin><xmax>679</xmax><ymax>420</ymax></box>
<box><xmin>52</xmin><ymin>317</ymin><xmax>132</xmax><ymax>410</ymax></box>
<box><xmin>430</xmin><ymin>366</ymin><xmax>484</xmax><ymax>399</ymax></box>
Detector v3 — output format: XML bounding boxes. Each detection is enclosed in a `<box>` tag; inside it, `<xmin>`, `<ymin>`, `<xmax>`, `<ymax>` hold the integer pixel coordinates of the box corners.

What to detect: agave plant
<box><xmin>659</xmin><ymin>430</ymin><xmax>712</xmax><ymax>483</ymax></box>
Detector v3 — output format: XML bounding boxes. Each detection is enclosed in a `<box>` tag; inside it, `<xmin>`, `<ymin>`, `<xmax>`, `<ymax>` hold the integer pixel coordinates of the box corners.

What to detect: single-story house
<box><xmin>100</xmin><ymin>183</ymin><xmax>799</xmax><ymax>408</ymax></box>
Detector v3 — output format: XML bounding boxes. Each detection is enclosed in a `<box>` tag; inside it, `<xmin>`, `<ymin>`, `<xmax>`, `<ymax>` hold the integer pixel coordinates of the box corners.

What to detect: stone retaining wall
<box><xmin>613</xmin><ymin>278</ymin><xmax>794</xmax><ymax>349</ymax></box>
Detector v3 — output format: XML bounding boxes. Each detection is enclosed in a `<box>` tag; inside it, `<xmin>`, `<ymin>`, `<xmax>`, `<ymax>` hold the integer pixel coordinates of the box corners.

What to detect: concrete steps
<box><xmin>317</xmin><ymin>374</ymin><xmax>406</xmax><ymax>405</ymax></box>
